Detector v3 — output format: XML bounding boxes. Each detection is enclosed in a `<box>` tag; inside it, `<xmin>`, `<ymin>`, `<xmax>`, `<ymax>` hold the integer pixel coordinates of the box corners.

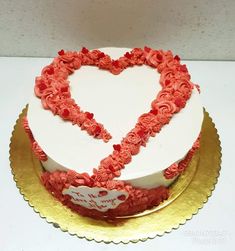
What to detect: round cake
<box><xmin>24</xmin><ymin>47</ymin><xmax>203</xmax><ymax>219</ymax></box>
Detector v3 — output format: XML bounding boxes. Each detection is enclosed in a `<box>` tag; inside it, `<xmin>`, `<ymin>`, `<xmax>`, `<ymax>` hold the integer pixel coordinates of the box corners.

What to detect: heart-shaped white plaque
<box><xmin>62</xmin><ymin>186</ymin><xmax>129</xmax><ymax>212</ymax></box>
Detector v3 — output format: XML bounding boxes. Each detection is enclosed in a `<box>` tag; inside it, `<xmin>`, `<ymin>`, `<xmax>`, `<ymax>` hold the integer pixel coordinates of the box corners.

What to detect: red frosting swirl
<box><xmin>164</xmin><ymin>135</ymin><xmax>200</xmax><ymax>179</ymax></box>
<box><xmin>137</xmin><ymin>113</ymin><xmax>157</xmax><ymax>129</ymax></box>
<box><xmin>145</xmin><ymin>49</ymin><xmax>165</xmax><ymax>68</ymax></box>
<box><xmin>22</xmin><ymin>117</ymin><xmax>48</xmax><ymax>161</ymax></box>
<box><xmin>155</xmin><ymin>100</ymin><xmax>177</xmax><ymax>119</ymax></box>
<box><xmin>173</xmin><ymin>79</ymin><xmax>193</xmax><ymax>99</ymax></box>
<box><xmin>124</xmin><ymin>131</ymin><xmax>142</xmax><ymax>145</ymax></box>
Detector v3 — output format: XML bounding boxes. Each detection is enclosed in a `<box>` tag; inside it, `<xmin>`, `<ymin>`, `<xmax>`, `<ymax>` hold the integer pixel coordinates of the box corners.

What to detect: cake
<box><xmin>23</xmin><ymin>47</ymin><xmax>203</xmax><ymax>219</ymax></box>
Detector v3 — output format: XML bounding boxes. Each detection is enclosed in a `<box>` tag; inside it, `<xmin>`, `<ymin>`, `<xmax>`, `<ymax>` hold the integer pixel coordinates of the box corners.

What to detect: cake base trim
<box><xmin>23</xmin><ymin>111</ymin><xmax>200</xmax><ymax>218</ymax></box>
<box><xmin>10</xmin><ymin>107</ymin><xmax>221</xmax><ymax>243</ymax></box>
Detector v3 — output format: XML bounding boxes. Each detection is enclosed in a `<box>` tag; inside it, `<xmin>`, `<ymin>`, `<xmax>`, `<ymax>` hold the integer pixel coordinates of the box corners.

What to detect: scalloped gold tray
<box><xmin>10</xmin><ymin>107</ymin><xmax>221</xmax><ymax>243</ymax></box>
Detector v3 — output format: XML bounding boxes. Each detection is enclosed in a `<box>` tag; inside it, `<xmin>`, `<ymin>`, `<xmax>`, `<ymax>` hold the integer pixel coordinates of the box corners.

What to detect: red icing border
<box><xmin>164</xmin><ymin>135</ymin><xmax>200</xmax><ymax>179</ymax></box>
<box><xmin>24</xmin><ymin>47</ymin><xmax>201</xmax><ymax>218</ymax></box>
<box><xmin>23</xmin><ymin>117</ymin><xmax>48</xmax><ymax>161</ymax></box>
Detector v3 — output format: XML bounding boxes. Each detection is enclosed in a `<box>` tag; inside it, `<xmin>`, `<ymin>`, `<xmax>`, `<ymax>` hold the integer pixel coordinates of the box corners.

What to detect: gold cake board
<box><xmin>9</xmin><ymin>107</ymin><xmax>221</xmax><ymax>244</ymax></box>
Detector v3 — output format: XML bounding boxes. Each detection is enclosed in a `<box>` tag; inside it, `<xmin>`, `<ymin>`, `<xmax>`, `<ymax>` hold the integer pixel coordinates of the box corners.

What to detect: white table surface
<box><xmin>0</xmin><ymin>57</ymin><xmax>234</xmax><ymax>251</ymax></box>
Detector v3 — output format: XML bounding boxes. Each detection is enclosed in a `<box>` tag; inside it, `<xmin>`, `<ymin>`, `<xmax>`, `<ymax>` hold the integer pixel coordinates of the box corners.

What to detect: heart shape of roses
<box><xmin>31</xmin><ymin>47</ymin><xmax>195</xmax><ymax>217</ymax></box>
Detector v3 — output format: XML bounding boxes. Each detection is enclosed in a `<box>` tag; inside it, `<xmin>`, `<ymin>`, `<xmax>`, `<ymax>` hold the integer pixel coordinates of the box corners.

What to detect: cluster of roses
<box><xmin>164</xmin><ymin>136</ymin><xmax>200</xmax><ymax>179</ymax></box>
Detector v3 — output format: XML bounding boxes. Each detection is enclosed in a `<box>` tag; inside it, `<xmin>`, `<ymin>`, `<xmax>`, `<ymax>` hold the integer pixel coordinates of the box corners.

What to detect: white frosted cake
<box><xmin>24</xmin><ymin>47</ymin><xmax>203</xmax><ymax>218</ymax></box>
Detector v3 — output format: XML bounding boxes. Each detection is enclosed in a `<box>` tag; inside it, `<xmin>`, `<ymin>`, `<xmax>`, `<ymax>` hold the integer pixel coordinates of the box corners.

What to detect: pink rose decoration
<box><xmin>118</xmin><ymin>149</ymin><xmax>132</xmax><ymax>164</ymax></box>
<box><xmin>131</xmin><ymin>48</ymin><xmax>145</xmax><ymax>65</ymax></box>
<box><xmin>98</xmin><ymin>55</ymin><xmax>112</xmax><ymax>70</ymax></box>
<box><xmin>72</xmin><ymin>57</ymin><xmax>82</xmax><ymax>70</ymax></box>
<box><xmin>118</xmin><ymin>56</ymin><xmax>130</xmax><ymax>68</ymax></box>
<box><xmin>34</xmin><ymin>77</ymin><xmax>48</xmax><ymax>97</ymax></box>
<box><xmin>160</xmin><ymin>68</ymin><xmax>175</xmax><ymax>82</ymax></box>
<box><xmin>156</xmin><ymin>100</ymin><xmax>177</xmax><ymax>118</ymax></box>
<box><xmin>157</xmin><ymin>90</ymin><xmax>174</xmax><ymax>102</ymax></box>
<box><xmin>124</xmin><ymin>131</ymin><xmax>142</xmax><ymax>145</ymax></box>
<box><xmin>146</xmin><ymin>50</ymin><xmax>164</xmax><ymax>68</ymax></box>
<box><xmin>173</xmin><ymin>79</ymin><xmax>193</xmax><ymax>99</ymax></box>
<box><xmin>59</xmin><ymin>51</ymin><xmax>76</xmax><ymax>63</ymax></box>
<box><xmin>138</xmin><ymin>113</ymin><xmax>156</xmax><ymax>129</ymax></box>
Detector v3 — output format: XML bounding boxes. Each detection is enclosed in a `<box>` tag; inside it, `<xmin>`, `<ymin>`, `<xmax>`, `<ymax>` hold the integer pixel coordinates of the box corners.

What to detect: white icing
<box><xmin>62</xmin><ymin>186</ymin><xmax>128</xmax><ymax>212</ymax></box>
<box><xmin>27</xmin><ymin>47</ymin><xmax>203</xmax><ymax>189</ymax></box>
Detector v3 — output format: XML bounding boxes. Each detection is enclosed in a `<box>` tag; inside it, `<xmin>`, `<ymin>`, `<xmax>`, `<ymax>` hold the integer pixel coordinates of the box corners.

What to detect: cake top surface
<box><xmin>27</xmin><ymin>47</ymin><xmax>203</xmax><ymax>180</ymax></box>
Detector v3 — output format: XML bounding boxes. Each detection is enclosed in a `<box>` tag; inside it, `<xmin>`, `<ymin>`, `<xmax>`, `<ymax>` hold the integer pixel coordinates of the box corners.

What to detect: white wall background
<box><xmin>0</xmin><ymin>0</ymin><xmax>234</xmax><ymax>60</ymax></box>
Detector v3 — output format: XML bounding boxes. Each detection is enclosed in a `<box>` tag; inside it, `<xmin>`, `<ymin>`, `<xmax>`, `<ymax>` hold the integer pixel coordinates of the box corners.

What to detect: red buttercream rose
<box><xmin>98</xmin><ymin>55</ymin><xmax>112</xmax><ymax>70</ymax></box>
<box><xmin>121</xmin><ymin>141</ymin><xmax>140</xmax><ymax>155</ymax></box>
<box><xmin>131</xmin><ymin>48</ymin><xmax>144</xmax><ymax>58</ymax></box>
<box><xmin>82</xmin><ymin>121</ymin><xmax>106</xmax><ymax>139</ymax></box>
<box><xmin>52</xmin><ymin>61</ymin><xmax>70</xmax><ymax>79</ymax></box>
<box><xmin>41</xmin><ymin>87</ymin><xmax>60</xmax><ymax>113</ymax></box>
<box><xmin>79</xmin><ymin>52</ymin><xmax>95</xmax><ymax>66</ymax></box>
<box><xmin>58</xmin><ymin>100</ymin><xmax>78</xmax><ymax>121</ymax></box>
<box><xmin>156</xmin><ymin>100</ymin><xmax>177</xmax><ymax>118</ymax></box>
<box><xmin>72</xmin><ymin>57</ymin><xmax>82</xmax><ymax>70</ymax></box>
<box><xmin>42</xmin><ymin>65</ymin><xmax>55</xmax><ymax>75</ymax></box>
<box><xmin>125</xmin><ymin>131</ymin><xmax>142</xmax><ymax>145</ymax></box>
<box><xmin>34</xmin><ymin>77</ymin><xmax>49</xmax><ymax>97</ymax></box>
<box><xmin>157</xmin><ymin>50</ymin><xmax>175</xmax><ymax>72</ymax></box>
<box><xmin>59</xmin><ymin>51</ymin><xmax>76</xmax><ymax>63</ymax></box>
<box><xmin>163</xmin><ymin>50</ymin><xmax>174</xmax><ymax>61</ymax></box>
<box><xmin>50</xmin><ymin>79</ymin><xmax>70</xmax><ymax>97</ymax></box>
<box><xmin>157</xmin><ymin>90</ymin><xmax>174</xmax><ymax>102</ymax></box>
<box><xmin>166</xmin><ymin>57</ymin><xmax>180</xmax><ymax>69</ymax></box>
<box><xmin>89</xmin><ymin>50</ymin><xmax>106</xmax><ymax>62</ymax></box>
<box><xmin>100</xmin><ymin>156</ymin><xmax>122</xmax><ymax>171</ymax></box>
<box><xmin>173</xmin><ymin>79</ymin><xmax>193</xmax><ymax>99</ymax></box>
<box><xmin>118</xmin><ymin>149</ymin><xmax>132</xmax><ymax>164</ymax></box>
<box><xmin>152</xmin><ymin>121</ymin><xmax>162</xmax><ymax>133</ymax></box>
<box><xmin>22</xmin><ymin>116</ymin><xmax>34</xmax><ymax>141</ymax></box>
<box><xmin>110</xmin><ymin>60</ymin><xmax>123</xmax><ymax>75</ymax></box>
<box><xmin>159</xmin><ymin>68</ymin><xmax>176</xmax><ymax>86</ymax></box>
<box><xmin>53</xmin><ymin>58</ymin><xmax>75</xmax><ymax>74</ymax></box>
<box><xmin>138</xmin><ymin>113</ymin><xmax>156</xmax><ymax>129</ymax></box>
<box><xmin>145</xmin><ymin>50</ymin><xmax>164</xmax><ymax>68</ymax></box>
<box><xmin>32</xmin><ymin>141</ymin><xmax>48</xmax><ymax>161</ymax></box>
<box><xmin>164</xmin><ymin>163</ymin><xmax>179</xmax><ymax>179</ymax></box>
<box><xmin>131</xmin><ymin>48</ymin><xmax>145</xmax><ymax>65</ymax></box>
<box><xmin>94</xmin><ymin>167</ymin><xmax>113</xmax><ymax>182</ymax></box>
<box><xmin>118</xmin><ymin>56</ymin><xmax>130</xmax><ymax>68</ymax></box>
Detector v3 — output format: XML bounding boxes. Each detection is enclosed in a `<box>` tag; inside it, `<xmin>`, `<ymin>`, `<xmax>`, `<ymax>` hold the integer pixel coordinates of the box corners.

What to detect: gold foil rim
<box><xmin>9</xmin><ymin>106</ymin><xmax>222</xmax><ymax>244</ymax></box>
